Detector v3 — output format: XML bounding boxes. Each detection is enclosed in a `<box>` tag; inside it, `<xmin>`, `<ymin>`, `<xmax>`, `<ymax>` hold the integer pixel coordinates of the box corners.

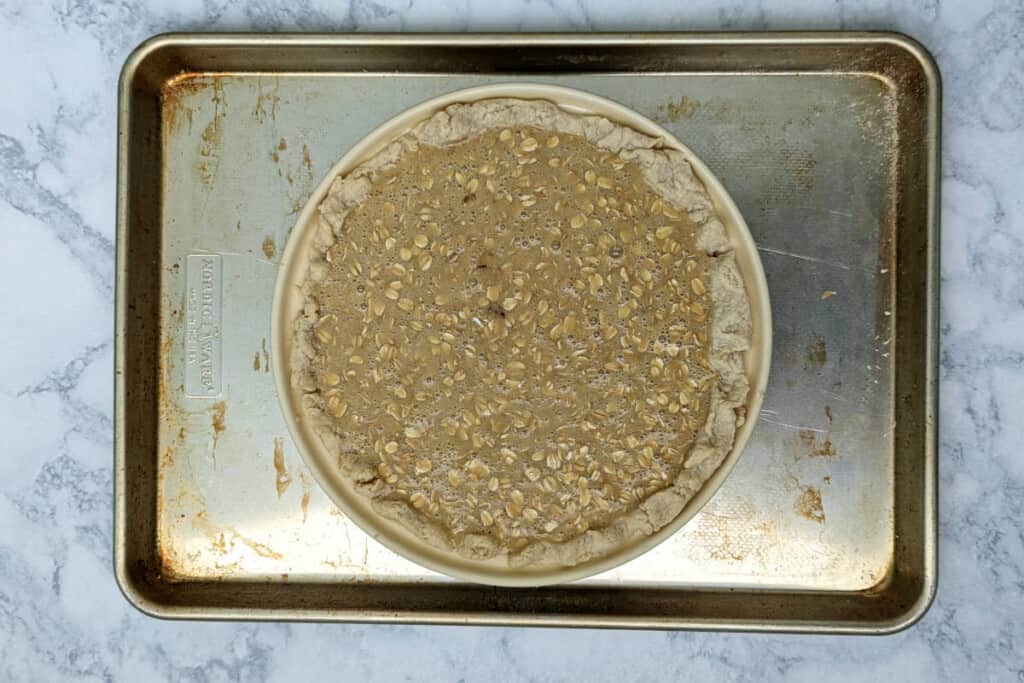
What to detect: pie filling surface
<box><xmin>293</xmin><ymin>99</ymin><xmax>752</xmax><ymax>566</ymax></box>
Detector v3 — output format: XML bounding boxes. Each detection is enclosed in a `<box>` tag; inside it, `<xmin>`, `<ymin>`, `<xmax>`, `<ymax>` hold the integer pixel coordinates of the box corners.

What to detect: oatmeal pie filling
<box><xmin>302</xmin><ymin>125</ymin><xmax>719</xmax><ymax>550</ymax></box>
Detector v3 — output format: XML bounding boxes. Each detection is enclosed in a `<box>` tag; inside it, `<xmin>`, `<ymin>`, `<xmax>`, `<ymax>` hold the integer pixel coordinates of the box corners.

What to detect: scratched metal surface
<box><xmin>158</xmin><ymin>71</ymin><xmax>892</xmax><ymax>588</ymax></box>
<box><xmin>116</xmin><ymin>34</ymin><xmax>937</xmax><ymax>629</ymax></box>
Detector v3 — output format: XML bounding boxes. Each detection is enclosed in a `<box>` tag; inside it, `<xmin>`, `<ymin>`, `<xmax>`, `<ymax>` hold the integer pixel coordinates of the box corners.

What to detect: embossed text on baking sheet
<box><xmin>185</xmin><ymin>253</ymin><xmax>223</xmax><ymax>397</ymax></box>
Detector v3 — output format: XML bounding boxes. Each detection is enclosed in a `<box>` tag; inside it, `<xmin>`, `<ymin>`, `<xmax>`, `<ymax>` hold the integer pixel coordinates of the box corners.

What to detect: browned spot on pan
<box><xmin>163</xmin><ymin>73</ymin><xmax>214</xmax><ymax>100</ymax></box>
<box><xmin>273</xmin><ymin>437</ymin><xmax>292</xmax><ymax>497</ymax></box>
<box><xmin>286</xmin><ymin>144</ymin><xmax>315</xmax><ymax>215</ymax></box>
<box><xmin>211</xmin><ymin>527</ymin><xmax>285</xmax><ymax>561</ymax></box>
<box><xmin>211</xmin><ymin>401</ymin><xmax>226</xmax><ymax>435</ymax></box>
<box><xmin>262</xmin><ymin>236</ymin><xmax>277</xmax><ymax>259</ymax></box>
<box><xmin>272</xmin><ymin>137</ymin><xmax>315</xmax><ymax>214</ymax></box>
<box><xmin>163</xmin><ymin>104</ymin><xmax>193</xmax><ymax>138</ymax></box>
<box><xmin>794</xmin><ymin>486</ymin><xmax>825</xmax><ymax>523</ymax></box>
<box><xmin>160</xmin><ymin>427</ymin><xmax>186</xmax><ymax>471</ymax></box>
<box><xmin>210</xmin><ymin>401</ymin><xmax>227</xmax><ymax>453</ymax></box>
<box><xmin>805</xmin><ymin>334</ymin><xmax>828</xmax><ymax>368</ymax></box>
<box><xmin>157</xmin><ymin>294</ymin><xmax>189</xmax><ymax>469</ymax></box>
<box><xmin>798</xmin><ymin>429</ymin><xmax>837</xmax><ymax>458</ymax></box>
<box><xmin>197</xmin><ymin>119</ymin><xmax>221</xmax><ymax>186</ymax></box>
<box><xmin>193</xmin><ymin>78</ymin><xmax>227</xmax><ymax>187</ymax></box>
<box><xmin>160</xmin><ymin>73</ymin><xmax>212</xmax><ymax>136</ymax></box>
<box><xmin>656</xmin><ymin>96</ymin><xmax>701</xmax><ymax>122</ymax></box>
<box><xmin>791</xmin><ymin>152</ymin><xmax>818</xmax><ymax>192</ymax></box>
<box><xmin>824</xmin><ymin>404</ymin><xmax>833</xmax><ymax>423</ymax></box>
<box><xmin>157</xmin><ymin>335</ymin><xmax>177</xmax><ymax>453</ymax></box>
<box><xmin>261</xmin><ymin>338</ymin><xmax>270</xmax><ymax>373</ymax></box>
<box><xmin>253</xmin><ymin>81</ymin><xmax>280</xmax><ymax>124</ymax></box>
<box><xmin>691</xmin><ymin>497</ymin><xmax>775</xmax><ymax>563</ymax></box>
<box><xmin>301</xmin><ymin>143</ymin><xmax>312</xmax><ymax>172</ymax></box>
<box><xmin>155</xmin><ymin>294</ymin><xmax>197</xmax><ymax>576</ymax></box>
<box><xmin>300</xmin><ymin>472</ymin><xmax>312</xmax><ymax>523</ymax></box>
<box><xmin>253</xmin><ymin>351</ymin><xmax>261</xmax><ymax>372</ymax></box>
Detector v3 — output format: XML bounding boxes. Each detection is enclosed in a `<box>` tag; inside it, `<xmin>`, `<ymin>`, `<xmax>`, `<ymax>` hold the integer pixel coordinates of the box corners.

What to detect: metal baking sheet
<box><xmin>114</xmin><ymin>32</ymin><xmax>938</xmax><ymax>632</ymax></box>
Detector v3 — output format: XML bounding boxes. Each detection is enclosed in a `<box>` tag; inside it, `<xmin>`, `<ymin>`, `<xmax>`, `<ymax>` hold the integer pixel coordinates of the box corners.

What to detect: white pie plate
<box><xmin>271</xmin><ymin>83</ymin><xmax>772</xmax><ymax>587</ymax></box>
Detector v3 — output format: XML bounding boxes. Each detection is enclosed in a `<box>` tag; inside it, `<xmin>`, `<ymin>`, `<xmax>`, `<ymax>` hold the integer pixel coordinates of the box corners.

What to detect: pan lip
<box><xmin>271</xmin><ymin>82</ymin><xmax>772</xmax><ymax>587</ymax></box>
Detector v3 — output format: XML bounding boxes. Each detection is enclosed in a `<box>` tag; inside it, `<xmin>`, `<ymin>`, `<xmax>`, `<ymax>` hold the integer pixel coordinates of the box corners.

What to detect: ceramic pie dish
<box><xmin>271</xmin><ymin>83</ymin><xmax>771</xmax><ymax>586</ymax></box>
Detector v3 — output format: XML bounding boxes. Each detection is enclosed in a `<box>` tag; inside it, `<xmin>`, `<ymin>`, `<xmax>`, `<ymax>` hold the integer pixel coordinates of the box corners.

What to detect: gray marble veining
<box><xmin>1</xmin><ymin>0</ymin><xmax>1022</xmax><ymax>680</ymax></box>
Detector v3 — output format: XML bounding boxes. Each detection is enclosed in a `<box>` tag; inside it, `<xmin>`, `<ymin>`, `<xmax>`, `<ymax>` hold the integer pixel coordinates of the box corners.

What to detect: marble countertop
<box><xmin>2</xmin><ymin>0</ymin><xmax>1022</xmax><ymax>680</ymax></box>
